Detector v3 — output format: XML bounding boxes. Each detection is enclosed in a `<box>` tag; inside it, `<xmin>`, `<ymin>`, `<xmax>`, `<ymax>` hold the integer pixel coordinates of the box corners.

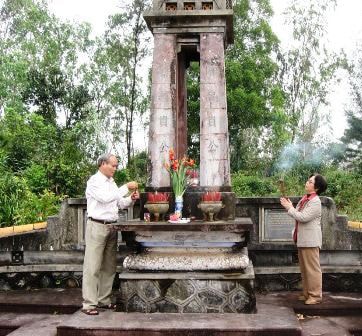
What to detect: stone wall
<box><xmin>1</xmin><ymin>196</ymin><xmax>361</xmax><ymax>293</ymax></box>
<box><xmin>0</xmin><ymin>198</ymin><xmax>139</xmax><ymax>252</ymax></box>
<box><xmin>236</xmin><ymin>197</ymin><xmax>362</xmax><ymax>267</ymax></box>
<box><xmin>236</xmin><ymin>197</ymin><xmax>362</xmax><ymax>291</ymax></box>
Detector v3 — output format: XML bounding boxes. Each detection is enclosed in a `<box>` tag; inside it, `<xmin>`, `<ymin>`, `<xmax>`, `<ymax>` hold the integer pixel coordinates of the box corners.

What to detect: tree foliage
<box><xmin>186</xmin><ymin>0</ymin><xmax>285</xmax><ymax>172</ymax></box>
<box><xmin>277</xmin><ymin>0</ymin><xmax>347</xmax><ymax>146</ymax></box>
<box><xmin>226</xmin><ymin>0</ymin><xmax>286</xmax><ymax>172</ymax></box>
<box><xmin>342</xmin><ymin>45</ymin><xmax>362</xmax><ymax>172</ymax></box>
<box><xmin>93</xmin><ymin>0</ymin><xmax>151</xmax><ymax>164</ymax></box>
<box><xmin>0</xmin><ymin>0</ymin><xmax>96</xmax><ymax>225</ymax></box>
<box><xmin>0</xmin><ymin>0</ymin><xmax>360</xmax><ymax>226</ymax></box>
<box><xmin>0</xmin><ymin>0</ymin><xmax>153</xmax><ymax>226</ymax></box>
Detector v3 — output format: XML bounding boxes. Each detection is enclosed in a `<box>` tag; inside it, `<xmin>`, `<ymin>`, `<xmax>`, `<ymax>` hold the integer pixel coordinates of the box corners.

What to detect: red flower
<box><xmin>169</xmin><ymin>149</ymin><xmax>175</xmax><ymax>161</ymax></box>
<box><xmin>171</xmin><ymin>161</ymin><xmax>179</xmax><ymax>171</ymax></box>
<box><xmin>164</xmin><ymin>148</ymin><xmax>197</xmax><ymax>197</ymax></box>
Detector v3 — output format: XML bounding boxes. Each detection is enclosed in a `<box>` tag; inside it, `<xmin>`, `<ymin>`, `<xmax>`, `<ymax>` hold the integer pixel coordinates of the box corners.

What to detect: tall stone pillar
<box><xmin>144</xmin><ymin>0</ymin><xmax>234</xmax><ymax>190</ymax></box>
<box><xmin>148</xmin><ymin>34</ymin><xmax>177</xmax><ymax>188</ymax></box>
<box><xmin>200</xmin><ymin>32</ymin><xmax>231</xmax><ymax>187</ymax></box>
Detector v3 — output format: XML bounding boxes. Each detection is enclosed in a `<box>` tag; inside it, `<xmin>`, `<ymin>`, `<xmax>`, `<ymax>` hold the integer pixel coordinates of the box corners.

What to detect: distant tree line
<box><xmin>0</xmin><ymin>0</ymin><xmax>361</xmax><ymax>227</ymax></box>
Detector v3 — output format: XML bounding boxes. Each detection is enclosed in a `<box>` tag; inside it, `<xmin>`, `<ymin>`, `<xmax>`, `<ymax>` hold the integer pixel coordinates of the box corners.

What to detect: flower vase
<box><xmin>175</xmin><ymin>196</ymin><xmax>183</xmax><ymax>217</ymax></box>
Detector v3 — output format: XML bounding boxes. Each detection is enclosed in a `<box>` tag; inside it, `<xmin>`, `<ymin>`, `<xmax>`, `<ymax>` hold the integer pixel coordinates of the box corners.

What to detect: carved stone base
<box><xmin>117</xmin><ymin>277</ymin><xmax>256</xmax><ymax>313</ymax></box>
<box><xmin>123</xmin><ymin>249</ymin><xmax>249</xmax><ymax>271</ymax></box>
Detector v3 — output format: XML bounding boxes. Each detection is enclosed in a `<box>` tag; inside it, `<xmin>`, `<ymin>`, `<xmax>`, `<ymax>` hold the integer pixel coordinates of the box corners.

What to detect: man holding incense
<box><xmin>82</xmin><ymin>153</ymin><xmax>139</xmax><ymax>315</ymax></box>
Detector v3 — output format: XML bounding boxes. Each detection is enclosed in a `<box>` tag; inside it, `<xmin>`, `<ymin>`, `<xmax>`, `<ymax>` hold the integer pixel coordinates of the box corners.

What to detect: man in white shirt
<box><xmin>82</xmin><ymin>153</ymin><xmax>139</xmax><ymax>315</ymax></box>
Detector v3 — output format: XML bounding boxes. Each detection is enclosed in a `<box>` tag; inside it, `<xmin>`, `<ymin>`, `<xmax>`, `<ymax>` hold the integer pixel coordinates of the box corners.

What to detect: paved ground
<box><xmin>0</xmin><ymin>289</ymin><xmax>361</xmax><ymax>336</ymax></box>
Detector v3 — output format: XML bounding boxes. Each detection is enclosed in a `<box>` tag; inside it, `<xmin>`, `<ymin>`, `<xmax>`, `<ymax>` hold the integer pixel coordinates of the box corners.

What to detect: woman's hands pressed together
<box><xmin>280</xmin><ymin>197</ymin><xmax>294</xmax><ymax>210</ymax></box>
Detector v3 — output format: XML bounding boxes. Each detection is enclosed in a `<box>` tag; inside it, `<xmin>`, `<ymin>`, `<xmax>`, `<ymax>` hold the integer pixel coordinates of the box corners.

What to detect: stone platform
<box><xmin>1</xmin><ymin>289</ymin><xmax>362</xmax><ymax>335</ymax></box>
<box><xmin>111</xmin><ymin>218</ymin><xmax>253</xmax><ymax>233</ymax></box>
<box><xmin>112</xmin><ymin>218</ymin><xmax>255</xmax><ymax>313</ymax></box>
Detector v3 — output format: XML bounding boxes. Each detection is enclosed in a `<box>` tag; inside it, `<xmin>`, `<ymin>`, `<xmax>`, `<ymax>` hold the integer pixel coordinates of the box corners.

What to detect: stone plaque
<box><xmin>260</xmin><ymin>208</ymin><xmax>295</xmax><ymax>242</ymax></box>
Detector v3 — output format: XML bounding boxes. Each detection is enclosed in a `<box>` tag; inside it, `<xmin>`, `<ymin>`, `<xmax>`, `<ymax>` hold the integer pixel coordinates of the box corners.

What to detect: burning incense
<box><xmin>278</xmin><ymin>175</ymin><xmax>286</xmax><ymax>197</ymax></box>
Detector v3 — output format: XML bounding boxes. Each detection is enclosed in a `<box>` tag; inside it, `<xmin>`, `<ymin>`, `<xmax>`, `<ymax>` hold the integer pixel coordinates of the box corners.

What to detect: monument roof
<box><xmin>144</xmin><ymin>0</ymin><xmax>234</xmax><ymax>44</ymax></box>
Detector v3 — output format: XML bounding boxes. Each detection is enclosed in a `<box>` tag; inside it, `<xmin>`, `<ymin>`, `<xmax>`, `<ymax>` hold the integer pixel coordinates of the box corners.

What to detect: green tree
<box><xmin>277</xmin><ymin>0</ymin><xmax>346</xmax><ymax>146</ymax></box>
<box><xmin>228</xmin><ymin>0</ymin><xmax>286</xmax><ymax>172</ymax></box>
<box><xmin>186</xmin><ymin>0</ymin><xmax>285</xmax><ymax>172</ymax></box>
<box><xmin>100</xmin><ymin>0</ymin><xmax>151</xmax><ymax>164</ymax></box>
<box><xmin>0</xmin><ymin>0</ymin><xmax>104</xmax><ymax>199</ymax></box>
<box><xmin>342</xmin><ymin>45</ymin><xmax>362</xmax><ymax>172</ymax></box>
<box><xmin>186</xmin><ymin>62</ymin><xmax>201</xmax><ymax>160</ymax></box>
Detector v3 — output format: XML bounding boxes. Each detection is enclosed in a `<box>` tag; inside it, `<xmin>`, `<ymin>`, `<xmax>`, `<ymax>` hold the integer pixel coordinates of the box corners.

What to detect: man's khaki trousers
<box><xmin>82</xmin><ymin>220</ymin><xmax>117</xmax><ymax>310</ymax></box>
<box><xmin>298</xmin><ymin>247</ymin><xmax>322</xmax><ymax>300</ymax></box>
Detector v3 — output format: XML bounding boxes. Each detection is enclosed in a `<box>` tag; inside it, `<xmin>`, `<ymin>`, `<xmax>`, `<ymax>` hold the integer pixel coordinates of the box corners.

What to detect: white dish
<box><xmin>168</xmin><ymin>218</ymin><xmax>190</xmax><ymax>224</ymax></box>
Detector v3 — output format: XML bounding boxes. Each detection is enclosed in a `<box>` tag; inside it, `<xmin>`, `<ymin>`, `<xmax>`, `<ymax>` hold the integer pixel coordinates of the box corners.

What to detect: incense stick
<box><xmin>278</xmin><ymin>175</ymin><xmax>286</xmax><ymax>197</ymax></box>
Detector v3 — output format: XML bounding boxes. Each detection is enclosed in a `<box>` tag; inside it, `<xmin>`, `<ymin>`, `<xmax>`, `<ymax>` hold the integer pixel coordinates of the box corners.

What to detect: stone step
<box><xmin>0</xmin><ymin>290</ymin><xmax>361</xmax><ymax>335</ymax></box>
<box><xmin>56</xmin><ymin>304</ymin><xmax>302</xmax><ymax>336</ymax></box>
<box><xmin>6</xmin><ymin>315</ymin><xmax>65</xmax><ymax>336</ymax></box>
<box><xmin>0</xmin><ymin>313</ymin><xmax>62</xmax><ymax>336</ymax></box>
<box><xmin>299</xmin><ymin>316</ymin><xmax>362</xmax><ymax>336</ymax></box>
<box><xmin>258</xmin><ymin>292</ymin><xmax>362</xmax><ymax>317</ymax></box>
<box><xmin>0</xmin><ymin>288</ymin><xmax>81</xmax><ymax>314</ymax></box>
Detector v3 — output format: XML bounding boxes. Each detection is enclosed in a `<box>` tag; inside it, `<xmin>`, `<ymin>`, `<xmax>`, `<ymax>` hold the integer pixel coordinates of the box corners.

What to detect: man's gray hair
<box><xmin>97</xmin><ymin>153</ymin><xmax>115</xmax><ymax>167</ymax></box>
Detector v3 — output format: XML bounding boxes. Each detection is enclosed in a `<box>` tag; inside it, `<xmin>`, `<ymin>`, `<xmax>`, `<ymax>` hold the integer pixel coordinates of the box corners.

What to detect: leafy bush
<box><xmin>232</xmin><ymin>172</ymin><xmax>277</xmax><ymax>196</ymax></box>
<box><xmin>126</xmin><ymin>151</ymin><xmax>148</xmax><ymax>190</ymax></box>
<box><xmin>15</xmin><ymin>189</ymin><xmax>62</xmax><ymax>225</ymax></box>
<box><xmin>323</xmin><ymin>167</ymin><xmax>362</xmax><ymax>220</ymax></box>
<box><xmin>114</xmin><ymin>168</ymin><xmax>131</xmax><ymax>187</ymax></box>
<box><xmin>0</xmin><ymin>173</ymin><xmax>27</xmax><ymax>227</ymax></box>
<box><xmin>232</xmin><ymin>166</ymin><xmax>362</xmax><ymax>221</ymax></box>
<box><xmin>0</xmin><ymin>169</ymin><xmax>61</xmax><ymax>227</ymax></box>
<box><xmin>22</xmin><ymin>163</ymin><xmax>49</xmax><ymax>194</ymax></box>
<box><xmin>114</xmin><ymin>151</ymin><xmax>148</xmax><ymax>191</ymax></box>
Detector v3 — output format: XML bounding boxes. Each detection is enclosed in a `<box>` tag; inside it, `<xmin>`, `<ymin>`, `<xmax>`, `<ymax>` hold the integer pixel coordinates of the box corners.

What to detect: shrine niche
<box><xmin>202</xmin><ymin>2</ymin><xmax>213</xmax><ymax>10</ymax></box>
<box><xmin>165</xmin><ymin>2</ymin><xmax>177</xmax><ymax>10</ymax></box>
<box><xmin>184</xmin><ymin>2</ymin><xmax>195</xmax><ymax>10</ymax></box>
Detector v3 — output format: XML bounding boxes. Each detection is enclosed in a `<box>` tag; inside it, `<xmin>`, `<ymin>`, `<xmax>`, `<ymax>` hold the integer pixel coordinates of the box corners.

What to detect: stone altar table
<box><xmin>111</xmin><ymin>218</ymin><xmax>256</xmax><ymax>313</ymax></box>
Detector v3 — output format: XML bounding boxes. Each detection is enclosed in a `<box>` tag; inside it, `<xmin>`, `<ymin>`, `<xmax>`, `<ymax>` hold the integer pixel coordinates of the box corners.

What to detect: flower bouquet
<box><xmin>164</xmin><ymin>149</ymin><xmax>195</xmax><ymax>219</ymax></box>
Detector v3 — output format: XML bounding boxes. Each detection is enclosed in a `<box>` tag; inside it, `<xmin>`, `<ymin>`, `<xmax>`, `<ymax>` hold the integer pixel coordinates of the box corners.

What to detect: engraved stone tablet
<box><xmin>261</xmin><ymin>208</ymin><xmax>295</xmax><ymax>242</ymax></box>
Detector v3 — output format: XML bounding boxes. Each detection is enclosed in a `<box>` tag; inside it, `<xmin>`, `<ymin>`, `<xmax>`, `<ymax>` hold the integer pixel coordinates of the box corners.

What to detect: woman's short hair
<box><xmin>310</xmin><ymin>173</ymin><xmax>327</xmax><ymax>195</ymax></box>
<box><xmin>97</xmin><ymin>153</ymin><xmax>115</xmax><ymax>167</ymax></box>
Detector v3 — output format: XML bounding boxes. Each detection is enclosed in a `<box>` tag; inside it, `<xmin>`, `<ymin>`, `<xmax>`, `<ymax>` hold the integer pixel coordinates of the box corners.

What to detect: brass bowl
<box><xmin>197</xmin><ymin>201</ymin><xmax>224</xmax><ymax>221</ymax></box>
<box><xmin>144</xmin><ymin>202</ymin><xmax>169</xmax><ymax>221</ymax></box>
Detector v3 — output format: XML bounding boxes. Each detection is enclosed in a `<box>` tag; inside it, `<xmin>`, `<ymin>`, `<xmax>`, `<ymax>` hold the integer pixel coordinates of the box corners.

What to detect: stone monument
<box><xmin>145</xmin><ymin>0</ymin><xmax>233</xmax><ymax>190</ymax></box>
<box><xmin>113</xmin><ymin>0</ymin><xmax>257</xmax><ymax>314</ymax></box>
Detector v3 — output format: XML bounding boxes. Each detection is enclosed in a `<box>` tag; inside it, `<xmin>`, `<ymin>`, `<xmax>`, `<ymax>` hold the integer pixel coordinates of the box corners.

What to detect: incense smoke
<box><xmin>274</xmin><ymin>142</ymin><xmax>346</xmax><ymax>173</ymax></box>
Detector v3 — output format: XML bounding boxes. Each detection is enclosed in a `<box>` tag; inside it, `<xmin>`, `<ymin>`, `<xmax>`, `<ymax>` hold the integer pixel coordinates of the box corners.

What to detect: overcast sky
<box><xmin>48</xmin><ymin>0</ymin><xmax>362</xmax><ymax>142</ymax></box>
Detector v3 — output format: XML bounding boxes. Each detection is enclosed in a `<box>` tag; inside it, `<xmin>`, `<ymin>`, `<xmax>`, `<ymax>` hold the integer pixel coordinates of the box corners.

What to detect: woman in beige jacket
<box><xmin>280</xmin><ymin>173</ymin><xmax>327</xmax><ymax>305</ymax></box>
